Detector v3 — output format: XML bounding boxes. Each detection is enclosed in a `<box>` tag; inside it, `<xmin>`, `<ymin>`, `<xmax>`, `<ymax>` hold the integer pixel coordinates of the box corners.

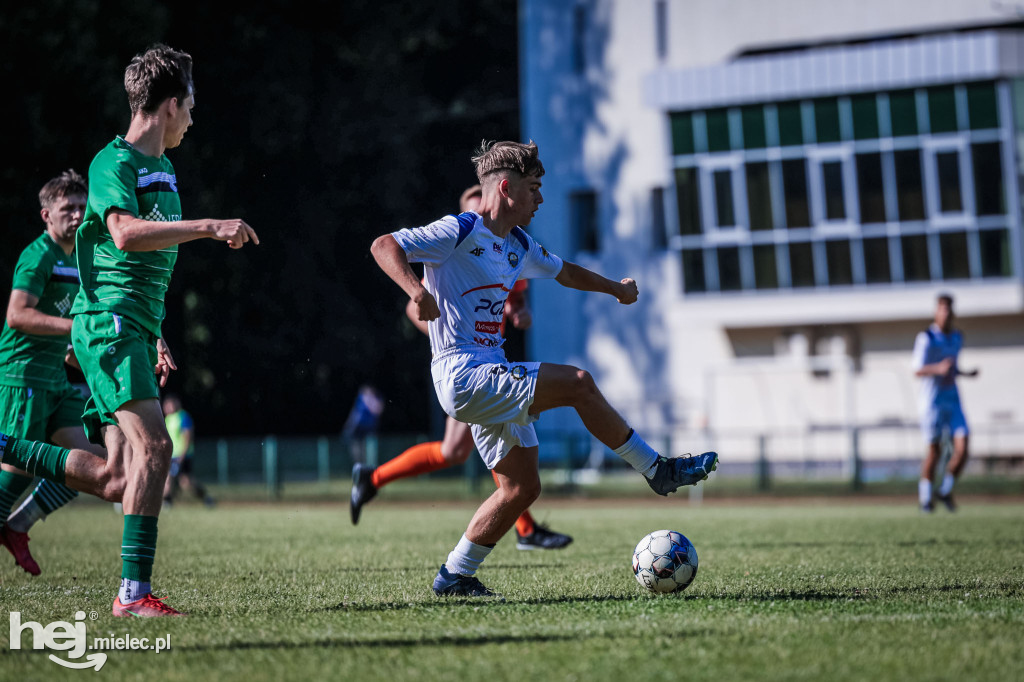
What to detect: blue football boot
<box><xmin>646</xmin><ymin>452</ymin><xmax>719</xmax><ymax>496</ymax></box>
<box><xmin>432</xmin><ymin>565</ymin><xmax>496</xmax><ymax>597</ymax></box>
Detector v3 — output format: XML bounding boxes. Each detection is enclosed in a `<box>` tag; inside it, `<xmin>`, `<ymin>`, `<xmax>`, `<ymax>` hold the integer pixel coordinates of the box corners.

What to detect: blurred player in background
<box><xmin>371</xmin><ymin>141</ymin><xmax>717</xmax><ymax>596</ymax></box>
<box><xmin>913</xmin><ymin>293</ymin><xmax>979</xmax><ymax>512</ymax></box>
<box><xmin>351</xmin><ymin>185</ymin><xmax>573</xmax><ymax>551</ymax></box>
<box><xmin>162</xmin><ymin>394</ymin><xmax>214</xmax><ymax>507</ymax></box>
<box><xmin>0</xmin><ymin>170</ymin><xmax>102</xmax><ymax>576</ymax></box>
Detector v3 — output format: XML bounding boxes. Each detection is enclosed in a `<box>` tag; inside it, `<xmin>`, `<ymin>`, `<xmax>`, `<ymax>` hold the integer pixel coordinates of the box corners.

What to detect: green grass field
<box><xmin>2</xmin><ymin>498</ymin><xmax>1022</xmax><ymax>681</ymax></box>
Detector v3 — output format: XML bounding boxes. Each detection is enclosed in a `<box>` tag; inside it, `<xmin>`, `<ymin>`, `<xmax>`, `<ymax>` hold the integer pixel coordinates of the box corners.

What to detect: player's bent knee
<box><xmin>443</xmin><ymin>445</ymin><xmax>473</xmax><ymax>465</ymax></box>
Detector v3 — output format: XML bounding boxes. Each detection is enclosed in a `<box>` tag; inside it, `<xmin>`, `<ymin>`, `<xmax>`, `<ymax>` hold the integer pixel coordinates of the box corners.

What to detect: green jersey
<box><xmin>71</xmin><ymin>136</ymin><xmax>181</xmax><ymax>337</ymax></box>
<box><xmin>0</xmin><ymin>233</ymin><xmax>78</xmax><ymax>390</ymax></box>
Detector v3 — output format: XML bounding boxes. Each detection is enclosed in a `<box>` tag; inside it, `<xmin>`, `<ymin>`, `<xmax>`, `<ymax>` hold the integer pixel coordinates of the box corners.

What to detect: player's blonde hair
<box><xmin>124</xmin><ymin>44</ymin><xmax>194</xmax><ymax>115</ymax></box>
<box><xmin>472</xmin><ymin>140</ymin><xmax>545</xmax><ymax>183</ymax></box>
<box><xmin>38</xmin><ymin>169</ymin><xmax>87</xmax><ymax>209</ymax></box>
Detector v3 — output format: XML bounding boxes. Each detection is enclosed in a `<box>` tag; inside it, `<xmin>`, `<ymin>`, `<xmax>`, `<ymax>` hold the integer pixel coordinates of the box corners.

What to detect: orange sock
<box><xmin>515</xmin><ymin>509</ymin><xmax>536</xmax><ymax>537</ymax></box>
<box><xmin>371</xmin><ymin>441</ymin><xmax>447</xmax><ymax>488</ymax></box>
<box><xmin>491</xmin><ymin>471</ymin><xmax>538</xmax><ymax>536</ymax></box>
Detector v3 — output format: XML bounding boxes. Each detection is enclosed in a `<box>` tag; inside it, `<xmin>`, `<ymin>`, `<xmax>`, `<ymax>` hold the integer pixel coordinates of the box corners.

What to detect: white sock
<box><xmin>918</xmin><ymin>479</ymin><xmax>933</xmax><ymax>506</ymax></box>
<box><xmin>6</xmin><ymin>495</ymin><xmax>45</xmax><ymax>533</ymax></box>
<box><xmin>119</xmin><ymin>578</ymin><xmax>151</xmax><ymax>603</ymax></box>
<box><xmin>938</xmin><ymin>473</ymin><xmax>955</xmax><ymax>497</ymax></box>
<box><xmin>444</xmin><ymin>534</ymin><xmax>493</xmax><ymax>577</ymax></box>
<box><xmin>613</xmin><ymin>430</ymin><xmax>659</xmax><ymax>478</ymax></box>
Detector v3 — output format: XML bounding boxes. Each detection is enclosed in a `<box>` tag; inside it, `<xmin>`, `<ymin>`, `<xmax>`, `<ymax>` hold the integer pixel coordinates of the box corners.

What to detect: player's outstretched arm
<box><xmin>555</xmin><ymin>261</ymin><xmax>638</xmax><ymax>304</ymax></box>
<box><xmin>371</xmin><ymin>234</ymin><xmax>440</xmax><ymax>322</ymax></box>
<box><xmin>6</xmin><ymin>290</ymin><xmax>72</xmax><ymax>336</ymax></box>
<box><xmin>106</xmin><ymin>210</ymin><xmax>259</xmax><ymax>252</ymax></box>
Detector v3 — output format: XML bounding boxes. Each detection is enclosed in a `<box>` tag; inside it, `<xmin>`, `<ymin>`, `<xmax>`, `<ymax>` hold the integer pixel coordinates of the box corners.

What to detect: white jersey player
<box><xmin>371</xmin><ymin>140</ymin><xmax>718</xmax><ymax>597</ymax></box>
<box><xmin>911</xmin><ymin>293</ymin><xmax>979</xmax><ymax>512</ymax></box>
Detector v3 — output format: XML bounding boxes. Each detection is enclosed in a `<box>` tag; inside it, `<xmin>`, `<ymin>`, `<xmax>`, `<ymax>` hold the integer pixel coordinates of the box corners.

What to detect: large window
<box><xmin>671</xmin><ymin>81</ymin><xmax>1016</xmax><ymax>295</ymax></box>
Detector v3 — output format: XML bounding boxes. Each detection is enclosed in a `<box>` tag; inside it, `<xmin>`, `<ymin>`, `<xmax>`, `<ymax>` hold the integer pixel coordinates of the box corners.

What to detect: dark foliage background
<box><xmin>1</xmin><ymin>0</ymin><xmax>520</xmax><ymax>436</ymax></box>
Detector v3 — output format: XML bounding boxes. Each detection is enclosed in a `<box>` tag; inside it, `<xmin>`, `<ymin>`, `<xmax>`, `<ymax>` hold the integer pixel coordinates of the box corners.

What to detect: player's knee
<box><xmin>504</xmin><ymin>475</ymin><xmax>541</xmax><ymax>507</ymax></box>
<box><xmin>442</xmin><ymin>443</ymin><xmax>472</xmax><ymax>465</ymax></box>
<box><xmin>97</xmin><ymin>467</ymin><xmax>125</xmax><ymax>503</ymax></box>
<box><xmin>572</xmin><ymin>368</ymin><xmax>598</xmax><ymax>401</ymax></box>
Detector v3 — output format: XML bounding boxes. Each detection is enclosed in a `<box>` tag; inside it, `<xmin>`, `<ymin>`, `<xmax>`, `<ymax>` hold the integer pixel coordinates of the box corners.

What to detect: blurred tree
<box><xmin>1</xmin><ymin>0</ymin><xmax>519</xmax><ymax>435</ymax></box>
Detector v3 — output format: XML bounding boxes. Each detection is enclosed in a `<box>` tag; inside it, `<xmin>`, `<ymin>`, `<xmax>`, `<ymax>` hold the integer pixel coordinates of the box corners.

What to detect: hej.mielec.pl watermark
<box><xmin>9</xmin><ymin>611</ymin><xmax>171</xmax><ymax>671</ymax></box>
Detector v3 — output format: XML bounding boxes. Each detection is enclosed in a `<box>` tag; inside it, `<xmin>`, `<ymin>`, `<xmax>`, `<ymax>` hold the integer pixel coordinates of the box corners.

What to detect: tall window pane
<box><xmin>894</xmin><ymin>149</ymin><xmax>925</xmax><ymax>221</ymax></box>
<box><xmin>742</xmin><ymin>105</ymin><xmax>767</xmax><ymax>149</ymax></box>
<box><xmin>826</xmin><ymin>240</ymin><xmax>853</xmax><ymax>285</ymax></box>
<box><xmin>928</xmin><ymin>86</ymin><xmax>958</xmax><ymax>133</ymax></box>
<box><xmin>778</xmin><ymin>101</ymin><xmax>804</xmax><ymax>146</ymax></box>
<box><xmin>674</xmin><ymin>167</ymin><xmax>701</xmax><ymax>235</ymax></box>
<box><xmin>570</xmin><ymin>190</ymin><xmax>599</xmax><ymax>253</ymax></box>
<box><xmin>935</xmin><ymin>151</ymin><xmax>963</xmax><ymax>213</ymax></box>
<box><xmin>967</xmin><ymin>82</ymin><xmax>999</xmax><ymax>130</ymax></box>
<box><xmin>901</xmin><ymin>234</ymin><xmax>930</xmax><ymax>282</ymax></box>
<box><xmin>822</xmin><ymin>161</ymin><xmax>846</xmax><ymax>220</ymax></box>
<box><xmin>979</xmin><ymin>229</ymin><xmax>1011</xmax><ymax>278</ymax></box>
<box><xmin>782</xmin><ymin>158</ymin><xmax>810</xmax><ymax>228</ymax></box>
<box><xmin>972</xmin><ymin>142</ymin><xmax>1005</xmax><ymax>215</ymax></box>
<box><xmin>856</xmin><ymin>152</ymin><xmax>886</xmax><ymax>223</ymax></box>
<box><xmin>706</xmin><ymin>108</ymin><xmax>731</xmax><ymax>152</ymax></box>
<box><xmin>682</xmin><ymin>249</ymin><xmax>706</xmax><ymax>292</ymax></box>
<box><xmin>713</xmin><ymin>169</ymin><xmax>735</xmax><ymax>227</ymax></box>
<box><xmin>814</xmin><ymin>98</ymin><xmax>841</xmax><ymax>143</ymax></box>
<box><xmin>753</xmin><ymin>244</ymin><xmax>778</xmax><ymax>289</ymax></box>
<box><xmin>852</xmin><ymin>94</ymin><xmax>879</xmax><ymax>140</ymax></box>
<box><xmin>789</xmin><ymin>242</ymin><xmax>815</xmax><ymax>287</ymax></box>
<box><xmin>671</xmin><ymin>112</ymin><xmax>695</xmax><ymax>155</ymax></box>
<box><xmin>745</xmin><ymin>162</ymin><xmax>773</xmax><ymax>231</ymax></box>
<box><xmin>863</xmin><ymin>237</ymin><xmax>892</xmax><ymax>283</ymax></box>
<box><xmin>717</xmin><ymin>247</ymin><xmax>742</xmax><ymax>291</ymax></box>
<box><xmin>939</xmin><ymin>232</ymin><xmax>970</xmax><ymax>280</ymax></box>
<box><xmin>889</xmin><ymin>89</ymin><xmax>919</xmax><ymax>137</ymax></box>
<box><xmin>651</xmin><ymin>187</ymin><xmax>667</xmax><ymax>250</ymax></box>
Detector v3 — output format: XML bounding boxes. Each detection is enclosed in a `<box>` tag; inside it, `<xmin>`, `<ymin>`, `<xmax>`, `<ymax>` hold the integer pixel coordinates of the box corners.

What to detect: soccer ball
<box><xmin>631</xmin><ymin>529</ymin><xmax>698</xmax><ymax>594</ymax></box>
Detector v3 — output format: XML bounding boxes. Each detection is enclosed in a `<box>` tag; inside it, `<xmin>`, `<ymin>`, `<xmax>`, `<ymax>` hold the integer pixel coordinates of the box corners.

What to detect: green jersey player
<box><xmin>0</xmin><ymin>170</ymin><xmax>103</xmax><ymax>576</ymax></box>
<box><xmin>0</xmin><ymin>44</ymin><xmax>258</xmax><ymax>617</ymax></box>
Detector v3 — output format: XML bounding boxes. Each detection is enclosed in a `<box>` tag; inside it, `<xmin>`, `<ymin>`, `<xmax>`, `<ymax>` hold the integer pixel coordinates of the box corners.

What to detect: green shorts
<box><xmin>0</xmin><ymin>384</ymin><xmax>87</xmax><ymax>441</ymax></box>
<box><xmin>71</xmin><ymin>311</ymin><xmax>159</xmax><ymax>444</ymax></box>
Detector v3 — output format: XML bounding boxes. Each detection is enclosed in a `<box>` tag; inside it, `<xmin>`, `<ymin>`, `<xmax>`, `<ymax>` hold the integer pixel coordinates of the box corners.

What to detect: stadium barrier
<box><xmin>188</xmin><ymin>422</ymin><xmax>1024</xmax><ymax>498</ymax></box>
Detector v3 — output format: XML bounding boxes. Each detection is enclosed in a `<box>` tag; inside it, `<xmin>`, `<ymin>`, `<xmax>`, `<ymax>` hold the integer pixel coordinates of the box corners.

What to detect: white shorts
<box><xmin>920</xmin><ymin>402</ymin><xmax>969</xmax><ymax>444</ymax></box>
<box><xmin>431</xmin><ymin>352</ymin><xmax>542</xmax><ymax>469</ymax></box>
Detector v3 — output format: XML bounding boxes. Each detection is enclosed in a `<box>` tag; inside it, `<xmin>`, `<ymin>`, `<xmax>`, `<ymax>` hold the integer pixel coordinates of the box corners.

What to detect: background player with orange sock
<box><xmin>350</xmin><ymin>185</ymin><xmax>572</xmax><ymax>550</ymax></box>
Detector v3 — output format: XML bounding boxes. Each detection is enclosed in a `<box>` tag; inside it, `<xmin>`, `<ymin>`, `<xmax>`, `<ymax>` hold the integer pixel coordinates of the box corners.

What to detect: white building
<box><xmin>519</xmin><ymin>0</ymin><xmax>1024</xmax><ymax>473</ymax></box>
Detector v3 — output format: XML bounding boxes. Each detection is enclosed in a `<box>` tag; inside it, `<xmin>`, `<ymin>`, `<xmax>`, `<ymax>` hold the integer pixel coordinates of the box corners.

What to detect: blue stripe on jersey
<box><xmin>510</xmin><ymin>226</ymin><xmax>529</xmax><ymax>251</ymax></box>
<box><xmin>453</xmin><ymin>212</ymin><xmax>476</xmax><ymax>248</ymax></box>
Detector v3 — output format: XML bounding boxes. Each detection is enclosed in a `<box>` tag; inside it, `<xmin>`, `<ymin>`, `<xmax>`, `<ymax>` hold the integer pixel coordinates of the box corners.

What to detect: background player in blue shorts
<box><xmin>912</xmin><ymin>293</ymin><xmax>979</xmax><ymax>512</ymax></box>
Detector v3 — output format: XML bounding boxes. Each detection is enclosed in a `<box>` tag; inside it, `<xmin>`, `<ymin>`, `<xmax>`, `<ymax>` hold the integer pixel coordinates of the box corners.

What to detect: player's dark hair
<box><xmin>472</xmin><ymin>140</ymin><xmax>545</xmax><ymax>182</ymax></box>
<box><xmin>124</xmin><ymin>44</ymin><xmax>194</xmax><ymax>115</ymax></box>
<box><xmin>38</xmin><ymin>169</ymin><xmax>87</xmax><ymax>209</ymax></box>
<box><xmin>937</xmin><ymin>292</ymin><xmax>954</xmax><ymax>307</ymax></box>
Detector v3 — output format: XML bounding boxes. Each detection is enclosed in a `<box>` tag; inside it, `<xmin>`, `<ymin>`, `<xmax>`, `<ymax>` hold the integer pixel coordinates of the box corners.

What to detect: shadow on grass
<box><xmin>173</xmin><ymin>625</ymin><xmax>715</xmax><ymax>653</ymax></box>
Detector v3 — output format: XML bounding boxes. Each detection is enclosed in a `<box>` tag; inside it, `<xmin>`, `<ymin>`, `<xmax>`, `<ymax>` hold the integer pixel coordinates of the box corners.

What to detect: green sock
<box><xmin>0</xmin><ymin>470</ymin><xmax>33</xmax><ymax>530</ymax></box>
<box><xmin>0</xmin><ymin>435</ymin><xmax>69</xmax><ymax>485</ymax></box>
<box><xmin>121</xmin><ymin>514</ymin><xmax>159</xmax><ymax>582</ymax></box>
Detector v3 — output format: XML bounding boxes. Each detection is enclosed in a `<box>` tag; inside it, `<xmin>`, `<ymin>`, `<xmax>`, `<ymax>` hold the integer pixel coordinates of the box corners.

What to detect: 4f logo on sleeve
<box><xmin>469</xmin><ymin>247</ymin><xmax>485</xmax><ymax>257</ymax></box>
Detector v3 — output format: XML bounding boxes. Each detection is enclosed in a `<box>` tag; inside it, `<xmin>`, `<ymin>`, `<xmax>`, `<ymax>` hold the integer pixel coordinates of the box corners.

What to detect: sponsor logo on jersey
<box><xmin>474</xmin><ymin>336</ymin><xmax>502</xmax><ymax>348</ymax></box>
<box><xmin>489</xmin><ymin>365</ymin><xmax>509</xmax><ymax>376</ymax></box>
<box><xmin>470</xmin><ymin>247</ymin><xmax>485</xmax><ymax>257</ymax></box>
<box><xmin>507</xmin><ymin>252</ymin><xmax>519</xmax><ymax>268</ymax></box>
<box><xmin>492</xmin><ymin>243</ymin><xmax>503</xmax><ymax>254</ymax></box>
<box><xmin>475</xmin><ymin>321</ymin><xmax>501</xmax><ymax>334</ymax></box>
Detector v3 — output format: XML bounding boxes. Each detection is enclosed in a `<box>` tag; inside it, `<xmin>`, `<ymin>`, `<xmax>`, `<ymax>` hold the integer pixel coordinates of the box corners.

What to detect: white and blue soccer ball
<box><xmin>631</xmin><ymin>529</ymin><xmax>698</xmax><ymax>594</ymax></box>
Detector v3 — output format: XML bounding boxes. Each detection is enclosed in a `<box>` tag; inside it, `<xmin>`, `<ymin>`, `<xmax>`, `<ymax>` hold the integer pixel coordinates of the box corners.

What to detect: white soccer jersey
<box><xmin>911</xmin><ymin>324</ymin><xmax>964</xmax><ymax>413</ymax></box>
<box><xmin>392</xmin><ymin>212</ymin><xmax>563</xmax><ymax>360</ymax></box>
